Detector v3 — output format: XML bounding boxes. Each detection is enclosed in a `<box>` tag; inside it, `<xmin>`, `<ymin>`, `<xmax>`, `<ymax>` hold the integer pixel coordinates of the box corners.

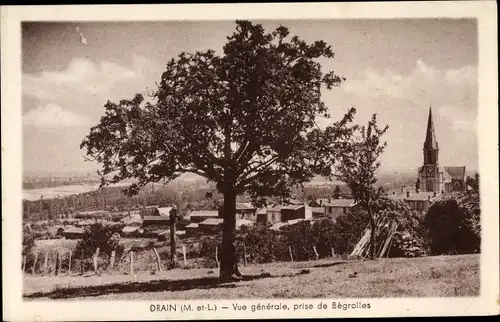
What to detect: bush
<box><xmin>424</xmin><ymin>192</ymin><xmax>480</xmax><ymax>255</ymax></box>
<box><xmin>74</xmin><ymin>223</ymin><xmax>124</xmax><ymax>271</ymax></box>
<box><xmin>22</xmin><ymin>231</ymin><xmax>36</xmax><ymax>256</ymax></box>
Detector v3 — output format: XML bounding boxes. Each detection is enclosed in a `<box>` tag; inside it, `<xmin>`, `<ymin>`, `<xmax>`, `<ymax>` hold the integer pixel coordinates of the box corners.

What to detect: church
<box><xmin>416</xmin><ymin>106</ymin><xmax>467</xmax><ymax>194</ymax></box>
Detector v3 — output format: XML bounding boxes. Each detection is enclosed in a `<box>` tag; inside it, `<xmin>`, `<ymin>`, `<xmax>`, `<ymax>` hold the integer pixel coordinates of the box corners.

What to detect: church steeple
<box><xmin>423</xmin><ymin>105</ymin><xmax>439</xmax><ymax>165</ymax></box>
<box><xmin>424</xmin><ymin>105</ymin><xmax>438</xmax><ymax>149</ymax></box>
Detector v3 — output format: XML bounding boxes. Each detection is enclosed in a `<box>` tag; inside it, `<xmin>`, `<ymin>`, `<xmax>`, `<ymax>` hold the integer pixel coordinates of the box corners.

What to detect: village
<box><xmin>24</xmin><ymin>185</ymin><xmax>442</xmax><ymax>244</ymax></box>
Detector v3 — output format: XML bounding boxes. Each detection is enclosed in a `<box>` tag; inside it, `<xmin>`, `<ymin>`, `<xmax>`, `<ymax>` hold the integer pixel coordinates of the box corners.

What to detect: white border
<box><xmin>2</xmin><ymin>2</ymin><xmax>499</xmax><ymax>320</ymax></box>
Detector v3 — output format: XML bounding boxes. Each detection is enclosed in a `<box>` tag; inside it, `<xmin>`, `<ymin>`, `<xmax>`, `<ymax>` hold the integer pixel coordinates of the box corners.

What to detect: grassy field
<box><xmin>23</xmin><ymin>254</ymin><xmax>479</xmax><ymax>300</ymax></box>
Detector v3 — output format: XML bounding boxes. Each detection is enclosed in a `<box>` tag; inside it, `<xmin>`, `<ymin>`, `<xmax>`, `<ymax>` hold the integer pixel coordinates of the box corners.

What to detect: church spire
<box><xmin>424</xmin><ymin>105</ymin><xmax>438</xmax><ymax>149</ymax></box>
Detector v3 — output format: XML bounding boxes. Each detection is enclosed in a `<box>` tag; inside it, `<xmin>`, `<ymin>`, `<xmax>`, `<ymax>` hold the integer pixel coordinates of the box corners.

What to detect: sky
<box><xmin>22</xmin><ymin>19</ymin><xmax>478</xmax><ymax>177</ymax></box>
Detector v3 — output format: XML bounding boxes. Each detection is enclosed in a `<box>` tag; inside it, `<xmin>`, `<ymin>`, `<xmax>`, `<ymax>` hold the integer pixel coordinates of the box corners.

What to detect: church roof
<box><xmin>424</xmin><ymin>106</ymin><xmax>438</xmax><ymax>149</ymax></box>
<box><xmin>443</xmin><ymin>166</ymin><xmax>466</xmax><ymax>181</ymax></box>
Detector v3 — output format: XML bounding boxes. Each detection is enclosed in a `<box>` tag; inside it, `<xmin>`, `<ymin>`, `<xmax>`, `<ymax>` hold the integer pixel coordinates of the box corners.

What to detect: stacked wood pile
<box><xmin>350</xmin><ymin>214</ymin><xmax>399</xmax><ymax>259</ymax></box>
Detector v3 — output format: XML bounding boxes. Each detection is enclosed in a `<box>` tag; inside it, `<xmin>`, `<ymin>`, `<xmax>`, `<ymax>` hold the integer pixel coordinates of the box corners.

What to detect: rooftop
<box><xmin>189</xmin><ymin>210</ymin><xmax>219</xmax><ymax>217</ymax></box>
<box><xmin>199</xmin><ymin>218</ymin><xmax>224</xmax><ymax>226</ymax></box>
<box><xmin>143</xmin><ymin>216</ymin><xmax>170</xmax><ymax>221</ymax></box>
<box><xmin>156</xmin><ymin>207</ymin><xmax>173</xmax><ymax>216</ymax></box>
<box><xmin>324</xmin><ymin>199</ymin><xmax>356</xmax><ymax>207</ymax></box>
<box><xmin>444</xmin><ymin>166</ymin><xmax>466</xmax><ymax>181</ymax></box>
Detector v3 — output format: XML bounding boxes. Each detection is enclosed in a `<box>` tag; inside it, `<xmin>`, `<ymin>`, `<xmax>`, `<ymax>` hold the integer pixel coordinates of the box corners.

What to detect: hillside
<box><xmin>24</xmin><ymin>254</ymin><xmax>479</xmax><ymax>300</ymax></box>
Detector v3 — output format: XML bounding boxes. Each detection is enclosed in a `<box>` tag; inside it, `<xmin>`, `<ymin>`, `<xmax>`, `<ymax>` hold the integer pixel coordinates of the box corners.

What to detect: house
<box><xmin>154</xmin><ymin>206</ymin><xmax>173</xmax><ymax>217</ymax></box>
<box><xmin>323</xmin><ymin>199</ymin><xmax>356</xmax><ymax>220</ymax></box>
<box><xmin>189</xmin><ymin>210</ymin><xmax>219</xmax><ymax>223</ymax></box>
<box><xmin>142</xmin><ymin>216</ymin><xmax>170</xmax><ymax>227</ymax></box>
<box><xmin>62</xmin><ymin>227</ymin><xmax>84</xmax><ymax>239</ymax></box>
<box><xmin>120</xmin><ymin>213</ymin><xmax>143</xmax><ymax>226</ymax></box>
<box><xmin>176</xmin><ymin>230</ymin><xmax>186</xmax><ymax>239</ymax></box>
<box><xmin>392</xmin><ymin>190</ymin><xmax>437</xmax><ymax>214</ymax></box>
<box><xmin>311</xmin><ymin>207</ymin><xmax>325</xmax><ymax>218</ymax></box>
<box><xmin>281</xmin><ymin>204</ymin><xmax>312</xmax><ymax>221</ymax></box>
<box><xmin>218</xmin><ymin>203</ymin><xmax>257</xmax><ymax>221</ymax></box>
<box><xmin>140</xmin><ymin>205</ymin><xmax>160</xmax><ymax>217</ymax></box>
<box><xmin>256</xmin><ymin>207</ymin><xmax>268</xmax><ymax>224</ymax></box>
<box><xmin>185</xmin><ymin>223</ymin><xmax>199</xmax><ymax>237</ymax></box>
<box><xmin>61</xmin><ymin>218</ymin><xmax>79</xmax><ymax>225</ymax></box>
<box><xmin>236</xmin><ymin>219</ymin><xmax>254</xmax><ymax>230</ymax></box>
<box><xmin>76</xmin><ymin>219</ymin><xmax>96</xmax><ymax>227</ymax></box>
<box><xmin>141</xmin><ymin>228</ymin><xmax>168</xmax><ymax>239</ymax></box>
<box><xmin>286</xmin><ymin>198</ymin><xmax>305</xmax><ymax>206</ymax></box>
<box><xmin>156</xmin><ymin>229</ymin><xmax>171</xmax><ymax>241</ymax></box>
<box><xmin>263</xmin><ymin>206</ymin><xmax>283</xmax><ymax>224</ymax></box>
<box><xmin>122</xmin><ymin>226</ymin><xmax>140</xmax><ymax>237</ymax></box>
<box><xmin>198</xmin><ymin>218</ymin><xmax>224</xmax><ymax>234</ymax></box>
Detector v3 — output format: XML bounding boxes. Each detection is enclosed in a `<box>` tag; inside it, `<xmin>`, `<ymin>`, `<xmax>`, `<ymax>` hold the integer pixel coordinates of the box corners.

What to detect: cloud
<box><xmin>342</xmin><ymin>60</ymin><xmax>477</xmax><ymax>106</ymax></box>
<box><xmin>23</xmin><ymin>58</ymin><xmax>137</xmax><ymax>100</ymax></box>
<box><xmin>437</xmin><ymin>104</ymin><xmax>477</xmax><ymax>133</ymax></box>
<box><xmin>23</xmin><ymin>103</ymin><xmax>90</xmax><ymax>128</ymax></box>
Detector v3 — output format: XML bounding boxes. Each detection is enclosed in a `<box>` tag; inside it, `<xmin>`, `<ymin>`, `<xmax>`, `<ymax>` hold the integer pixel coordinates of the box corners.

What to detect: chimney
<box><xmin>319</xmin><ymin>200</ymin><xmax>323</xmax><ymax>206</ymax></box>
<box><xmin>406</xmin><ymin>191</ymin><xmax>410</xmax><ymax>198</ymax></box>
<box><xmin>329</xmin><ymin>198</ymin><xmax>332</xmax><ymax>203</ymax></box>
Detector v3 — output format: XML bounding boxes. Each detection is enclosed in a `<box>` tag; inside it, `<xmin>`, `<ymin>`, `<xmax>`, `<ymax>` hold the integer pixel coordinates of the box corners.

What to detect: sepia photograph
<box><xmin>2</xmin><ymin>2</ymin><xmax>499</xmax><ymax>320</ymax></box>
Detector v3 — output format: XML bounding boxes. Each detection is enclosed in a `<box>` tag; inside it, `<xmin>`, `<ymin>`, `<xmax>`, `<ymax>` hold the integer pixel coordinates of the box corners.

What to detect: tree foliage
<box><xmin>81</xmin><ymin>20</ymin><xmax>357</xmax><ymax>279</ymax></box>
<box><xmin>335</xmin><ymin>114</ymin><xmax>389</xmax><ymax>259</ymax></box>
<box><xmin>74</xmin><ymin>223</ymin><xmax>124</xmax><ymax>266</ymax></box>
<box><xmin>424</xmin><ymin>192</ymin><xmax>480</xmax><ymax>255</ymax></box>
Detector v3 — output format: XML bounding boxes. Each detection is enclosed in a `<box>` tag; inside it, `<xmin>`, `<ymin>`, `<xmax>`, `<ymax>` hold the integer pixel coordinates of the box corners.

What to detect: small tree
<box><xmin>74</xmin><ymin>222</ymin><xmax>123</xmax><ymax>271</ymax></box>
<box><xmin>335</xmin><ymin>114</ymin><xmax>388</xmax><ymax>259</ymax></box>
<box><xmin>466</xmin><ymin>172</ymin><xmax>480</xmax><ymax>192</ymax></box>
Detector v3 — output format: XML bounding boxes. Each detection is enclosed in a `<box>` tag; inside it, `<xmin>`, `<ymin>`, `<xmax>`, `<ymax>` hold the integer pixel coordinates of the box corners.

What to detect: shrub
<box><xmin>22</xmin><ymin>231</ymin><xmax>36</xmax><ymax>256</ymax></box>
<box><xmin>424</xmin><ymin>192</ymin><xmax>480</xmax><ymax>255</ymax></box>
<box><xmin>74</xmin><ymin>223</ymin><xmax>124</xmax><ymax>271</ymax></box>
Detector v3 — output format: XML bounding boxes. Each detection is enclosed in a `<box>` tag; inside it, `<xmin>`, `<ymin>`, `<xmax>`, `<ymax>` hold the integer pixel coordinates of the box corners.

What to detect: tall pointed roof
<box><xmin>424</xmin><ymin>105</ymin><xmax>438</xmax><ymax>149</ymax></box>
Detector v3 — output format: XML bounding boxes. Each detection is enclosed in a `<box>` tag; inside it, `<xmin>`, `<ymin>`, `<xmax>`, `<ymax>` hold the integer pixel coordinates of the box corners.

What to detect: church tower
<box><xmin>418</xmin><ymin>106</ymin><xmax>441</xmax><ymax>192</ymax></box>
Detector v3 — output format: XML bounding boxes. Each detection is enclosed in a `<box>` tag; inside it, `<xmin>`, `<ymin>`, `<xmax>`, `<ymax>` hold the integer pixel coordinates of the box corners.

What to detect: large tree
<box><xmin>81</xmin><ymin>20</ymin><xmax>356</xmax><ymax>280</ymax></box>
<box><xmin>335</xmin><ymin>114</ymin><xmax>388</xmax><ymax>259</ymax></box>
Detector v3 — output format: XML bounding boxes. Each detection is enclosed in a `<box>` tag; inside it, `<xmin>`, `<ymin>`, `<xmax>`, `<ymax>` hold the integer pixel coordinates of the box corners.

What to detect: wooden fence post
<box><xmin>288</xmin><ymin>246</ymin><xmax>294</xmax><ymax>262</ymax></box>
<box><xmin>331</xmin><ymin>248</ymin><xmax>335</xmax><ymax>258</ymax></box>
<box><xmin>32</xmin><ymin>253</ymin><xmax>38</xmax><ymax>275</ymax></box>
<box><xmin>243</xmin><ymin>244</ymin><xmax>248</xmax><ymax>266</ymax></box>
<box><xmin>68</xmin><ymin>252</ymin><xmax>72</xmax><ymax>274</ymax></box>
<box><xmin>215</xmin><ymin>246</ymin><xmax>220</xmax><ymax>268</ymax></box>
<box><xmin>109</xmin><ymin>250</ymin><xmax>116</xmax><ymax>270</ymax></box>
<box><xmin>93</xmin><ymin>247</ymin><xmax>100</xmax><ymax>275</ymax></box>
<box><xmin>43</xmin><ymin>253</ymin><xmax>48</xmax><ymax>275</ymax></box>
<box><xmin>22</xmin><ymin>255</ymin><xmax>26</xmax><ymax>273</ymax></box>
<box><xmin>129</xmin><ymin>251</ymin><xmax>134</xmax><ymax>275</ymax></box>
<box><xmin>80</xmin><ymin>249</ymin><xmax>84</xmax><ymax>275</ymax></box>
<box><xmin>153</xmin><ymin>247</ymin><xmax>162</xmax><ymax>272</ymax></box>
<box><xmin>313</xmin><ymin>246</ymin><xmax>319</xmax><ymax>260</ymax></box>
<box><xmin>58</xmin><ymin>253</ymin><xmax>63</xmax><ymax>274</ymax></box>
<box><xmin>55</xmin><ymin>253</ymin><xmax>60</xmax><ymax>276</ymax></box>
<box><xmin>181</xmin><ymin>245</ymin><xmax>187</xmax><ymax>268</ymax></box>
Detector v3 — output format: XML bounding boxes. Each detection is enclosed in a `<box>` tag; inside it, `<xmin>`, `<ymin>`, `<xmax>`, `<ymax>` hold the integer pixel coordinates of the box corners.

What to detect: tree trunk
<box><xmin>220</xmin><ymin>189</ymin><xmax>239</xmax><ymax>281</ymax></box>
<box><xmin>368</xmin><ymin>206</ymin><xmax>376</xmax><ymax>260</ymax></box>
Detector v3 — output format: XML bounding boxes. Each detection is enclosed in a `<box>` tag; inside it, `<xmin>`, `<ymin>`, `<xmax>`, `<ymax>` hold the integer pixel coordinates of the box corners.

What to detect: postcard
<box><xmin>1</xmin><ymin>2</ymin><xmax>498</xmax><ymax>321</ymax></box>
